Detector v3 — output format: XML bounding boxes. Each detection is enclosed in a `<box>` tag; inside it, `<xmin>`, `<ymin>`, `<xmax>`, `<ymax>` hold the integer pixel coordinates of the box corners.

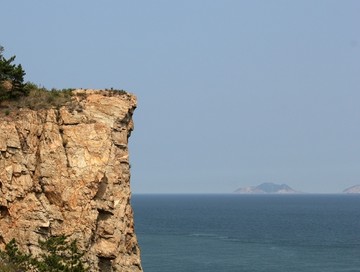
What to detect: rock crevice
<box><xmin>0</xmin><ymin>90</ymin><xmax>142</xmax><ymax>272</ymax></box>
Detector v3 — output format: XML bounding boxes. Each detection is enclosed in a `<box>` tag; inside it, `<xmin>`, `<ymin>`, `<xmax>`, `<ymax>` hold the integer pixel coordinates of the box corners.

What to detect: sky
<box><xmin>1</xmin><ymin>1</ymin><xmax>359</xmax><ymax>193</ymax></box>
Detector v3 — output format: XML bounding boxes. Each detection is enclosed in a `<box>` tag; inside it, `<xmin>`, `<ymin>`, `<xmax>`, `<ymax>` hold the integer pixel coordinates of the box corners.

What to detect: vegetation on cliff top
<box><xmin>0</xmin><ymin>45</ymin><xmax>27</xmax><ymax>101</ymax></box>
<box><xmin>0</xmin><ymin>45</ymin><xmax>127</xmax><ymax>115</ymax></box>
<box><xmin>0</xmin><ymin>45</ymin><xmax>75</xmax><ymax>112</ymax></box>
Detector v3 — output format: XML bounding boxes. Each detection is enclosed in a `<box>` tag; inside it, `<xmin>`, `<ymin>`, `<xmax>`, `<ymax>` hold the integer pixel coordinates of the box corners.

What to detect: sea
<box><xmin>132</xmin><ymin>194</ymin><xmax>360</xmax><ymax>272</ymax></box>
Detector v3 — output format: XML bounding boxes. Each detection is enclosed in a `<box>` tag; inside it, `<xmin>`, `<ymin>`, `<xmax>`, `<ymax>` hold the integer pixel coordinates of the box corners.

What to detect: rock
<box><xmin>0</xmin><ymin>90</ymin><xmax>142</xmax><ymax>271</ymax></box>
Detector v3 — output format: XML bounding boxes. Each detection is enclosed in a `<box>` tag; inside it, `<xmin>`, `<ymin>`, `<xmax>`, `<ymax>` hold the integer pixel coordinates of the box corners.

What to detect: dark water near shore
<box><xmin>132</xmin><ymin>194</ymin><xmax>360</xmax><ymax>272</ymax></box>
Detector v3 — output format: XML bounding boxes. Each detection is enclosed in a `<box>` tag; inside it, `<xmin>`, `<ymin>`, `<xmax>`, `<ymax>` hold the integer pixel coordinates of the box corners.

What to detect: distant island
<box><xmin>343</xmin><ymin>185</ymin><xmax>360</xmax><ymax>194</ymax></box>
<box><xmin>234</xmin><ymin>182</ymin><xmax>300</xmax><ymax>194</ymax></box>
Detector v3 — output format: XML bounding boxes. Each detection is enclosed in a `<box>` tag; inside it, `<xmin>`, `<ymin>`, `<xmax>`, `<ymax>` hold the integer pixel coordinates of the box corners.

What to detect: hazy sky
<box><xmin>1</xmin><ymin>1</ymin><xmax>359</xmax><ymax>193</ymax></box>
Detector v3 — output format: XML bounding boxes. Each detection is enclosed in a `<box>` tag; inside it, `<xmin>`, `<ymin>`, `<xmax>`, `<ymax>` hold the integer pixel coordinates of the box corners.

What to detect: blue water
<box><xmin>132</xmin><ymin>194</ymin><xmax>360</xmax><ymax>272</ymax></box>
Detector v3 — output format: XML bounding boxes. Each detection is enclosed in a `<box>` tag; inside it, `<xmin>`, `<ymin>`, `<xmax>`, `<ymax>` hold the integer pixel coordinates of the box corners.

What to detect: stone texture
<box><xmin>0</xmin><ymin>90</ymin><xmax>142</xmax><ymax>271</ymax></box>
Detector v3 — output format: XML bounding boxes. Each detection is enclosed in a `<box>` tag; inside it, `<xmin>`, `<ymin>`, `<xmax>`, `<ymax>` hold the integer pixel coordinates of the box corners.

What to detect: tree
<box><xmin>0</xmin><ymin>236</ymin><xmax>88</xmax><ymax>272</ymax></box>
<box><xmin>35</xmin><ymin>235</ymin><xmax>87</xmax><ymax>272</ymax></box>
<box><xmin>0</xmin><ymin>239</ymin><xmax>33</xmax><ymax>271</ymax></box>
<box><xmin>0</xmin><ymin>45</ymin><xmax>28</xmax><ymax>101</ymax></box>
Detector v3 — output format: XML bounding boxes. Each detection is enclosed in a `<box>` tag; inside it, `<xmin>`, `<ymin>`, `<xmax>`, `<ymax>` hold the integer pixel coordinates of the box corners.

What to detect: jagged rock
<box><xmin>0</xmin><ymin>90</ymin><xmax>142</xmax><ymax>272</ymax></box>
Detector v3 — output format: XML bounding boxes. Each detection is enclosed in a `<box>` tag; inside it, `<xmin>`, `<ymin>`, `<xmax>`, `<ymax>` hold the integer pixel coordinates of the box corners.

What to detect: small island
<box><xmin>234</xmin><ymin>182</ymin><xmax>300</xmax><ymax>194</ymax></box>
<box><xmin>343</xmin><ymin>185</ymin><xmax>360</xmax><ymax>194</ymax></box>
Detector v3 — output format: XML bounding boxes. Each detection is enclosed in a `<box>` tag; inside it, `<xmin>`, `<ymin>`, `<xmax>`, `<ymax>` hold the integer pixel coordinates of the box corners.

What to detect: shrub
<box><xmin>0</xmin><ymin>46</ymin><xmax>28</xmax><ymax>101</ymax></box>
<box><xmin>0</xmin><ymin>236</ymin><xmax>88</xmax><ymax>272</ymax></box>
<box><xmin>1</xmin><ymin>83</ymin><xmax>75</xmax><ymax>111</ymax></box>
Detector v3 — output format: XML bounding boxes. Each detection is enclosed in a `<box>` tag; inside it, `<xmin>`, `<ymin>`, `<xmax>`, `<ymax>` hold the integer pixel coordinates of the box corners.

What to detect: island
<box><xmin>343</xmin><ymin>185</ymin><xmax>360</xmax><ymax>194</ymax></box>
<box><xmin>234</xmin><ymin>182</ymin><xmax>300</xmax><ymax>194</ymax></box>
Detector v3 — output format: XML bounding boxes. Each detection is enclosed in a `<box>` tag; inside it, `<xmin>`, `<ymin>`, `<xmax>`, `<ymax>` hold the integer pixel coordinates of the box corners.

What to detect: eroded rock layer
<box><xmin>0</xmin><ymin>90</ymin><xmax>142</xmax><ymax>271</ymax></box>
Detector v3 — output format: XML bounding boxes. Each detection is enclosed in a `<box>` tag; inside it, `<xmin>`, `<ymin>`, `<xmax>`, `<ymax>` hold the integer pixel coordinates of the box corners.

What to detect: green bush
<box><xmin>0</xmin><ymin>45</ymin><xmax>27</xmax><ymax>101</ymax></box>
<box><xmin>0</xmin><ymin>236</ymin><xmax>88</xmax><ymax>272</ymax></box>
<box><xmin>0</xmin><ymin>239</ymin><xmax>31</xmax><ymax>271</ymax></box>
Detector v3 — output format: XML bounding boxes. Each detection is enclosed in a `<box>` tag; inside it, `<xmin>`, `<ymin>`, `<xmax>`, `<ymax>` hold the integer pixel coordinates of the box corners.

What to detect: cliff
<box><xmin>0</xmin><ymin>90</ymin><xmax>142</xmax><ymax>271</ymax></box>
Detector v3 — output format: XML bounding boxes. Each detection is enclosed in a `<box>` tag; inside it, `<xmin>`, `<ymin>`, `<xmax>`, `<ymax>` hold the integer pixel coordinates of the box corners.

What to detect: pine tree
<box><xmin>0</xmin><ymin>45</ymin><xmax>28</xmax><ymax>101</ymax></box>
<box><xmin>0</xmin><ymin>236</ymin><xmax>88</xmax><ymax>272</ymax></box>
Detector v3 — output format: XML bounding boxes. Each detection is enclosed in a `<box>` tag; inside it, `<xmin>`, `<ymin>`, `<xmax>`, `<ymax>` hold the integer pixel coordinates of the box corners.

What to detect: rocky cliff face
<box><xmin>0</xmin><ymin>90</ymin><xmax>142</xmax><ymax>271</ymax></box>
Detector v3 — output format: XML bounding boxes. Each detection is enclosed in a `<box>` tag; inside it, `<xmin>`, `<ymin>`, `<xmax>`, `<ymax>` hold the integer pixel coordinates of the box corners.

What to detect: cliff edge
<box><xmin>0</xmin><ymin>90</ymin><xmax>142</xmax><ymax>271</ymax></box>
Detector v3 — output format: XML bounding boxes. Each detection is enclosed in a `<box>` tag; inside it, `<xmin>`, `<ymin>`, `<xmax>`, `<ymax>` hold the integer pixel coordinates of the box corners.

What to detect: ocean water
<box><xmin>132</xmin><ymin>194</ymin><xmax>360</xmax><ymax>272</ymax></box>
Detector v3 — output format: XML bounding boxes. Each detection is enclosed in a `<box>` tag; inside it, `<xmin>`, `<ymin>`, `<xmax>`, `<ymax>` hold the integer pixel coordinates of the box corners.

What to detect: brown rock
<box><xmin>0</xmin><ymin>90</ymin><xmax>142</xmax><ymax>271</ymax></box>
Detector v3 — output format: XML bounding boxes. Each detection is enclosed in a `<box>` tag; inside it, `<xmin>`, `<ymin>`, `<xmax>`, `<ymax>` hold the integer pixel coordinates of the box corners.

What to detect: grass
<box><xmin>0</xmin><ymin>83</ymin><xmax>129</xmax><ymax>117</ymax></box>
<box><xmin>0</xmin><ymin>83</ymin><xmax>75</xmax><ymax>113</ymax></box>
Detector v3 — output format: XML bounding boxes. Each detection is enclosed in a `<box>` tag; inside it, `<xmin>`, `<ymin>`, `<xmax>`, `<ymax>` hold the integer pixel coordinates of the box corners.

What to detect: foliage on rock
<box><xmin>0</xmin><ymin>46</ymin><xmax>28</xmax><ymax>101</ymax></box>
<box><xmin>0</xmin><ymin>46</ymin><xmax>131</xmax><ymax>116</ymax></box>
<box><xmin>0</xmin><ymin>236</ymin><xmax>88</xmax><ymax>272</ymax></box>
